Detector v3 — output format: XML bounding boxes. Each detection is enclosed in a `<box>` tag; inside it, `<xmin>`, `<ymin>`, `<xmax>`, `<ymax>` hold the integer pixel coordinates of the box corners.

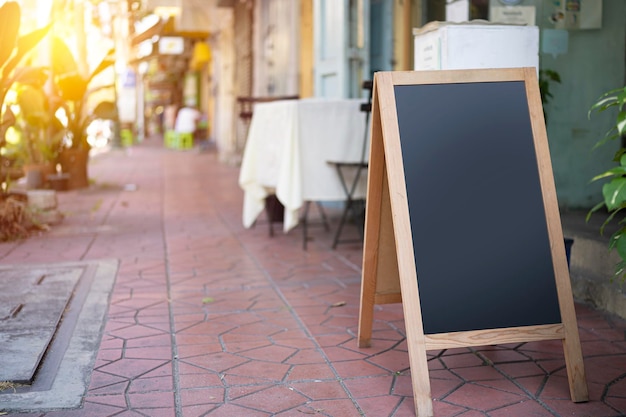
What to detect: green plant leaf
<box><xmin>586</xmin><ymin>201</ymin><xmax>606</xmax><ymax>222</ymax></box>
<box><xmin>617</xmin><ymin>111</ymin><xmax>626</xmax><ymax>136</ymax></box>
<box><xmin>591</xmin><ymin>166</ymin><xmax>626</xmax><ymax>182</ymax></box>
<box><xmin>0</xmin><ymin>2</ymin><xmax>20</xmax><ymax>70</ymax></box>
<box><xmin>57</xmin><ymin>74</ymin><xmax>88</xmax><ymax>102</ymax></box>
<box><xmin>611</xmin><ymin>230</ymin><xmax>626</xmax><ymax>260</ymax></box>
<box><xmin>201</xmin><ymin>297</ymin><xmax>214</xmax><ymax>304</ymax></box>
<box><xmin>93</xmin><ymin>101</ymin><xmax>118</xmax><ymax>119</ymax></box>
<box><xmin>2</xmin><ymin>24</ymin><xmax>52</xmax><ymax>79</ymax></box>
<box><xmin>87</xmin><ymin>54</ymin><xmax>115</xmax><ymax>85</ymax></box>
<box><xmin>604</xmin><ymin>166</ymin><xmax>626</xmax><ymax>176</ymax></box>
<box><xmin>11</xmin><ymin>66</ymin><xmax>48</xmax><ymax>87</ymax></box>
<box><xmin>602</xmin><ymin>178</ymin><xmax>626</xmax><ymax>210</ymax></box>
<box><xmin>51</xmin><ymin>36</ymin><xmax>79</xmax><ymax>76</ymax></box>
<box><xmin>600</xmin><ymin>207</ymin><xmax>623</xmax><ymax>235</ymax></box>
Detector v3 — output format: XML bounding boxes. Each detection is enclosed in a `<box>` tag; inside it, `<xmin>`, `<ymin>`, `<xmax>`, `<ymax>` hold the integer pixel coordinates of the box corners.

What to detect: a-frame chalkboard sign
<box><xmin>358</xmin><ymin>68</ymin><xmax>588</xmax><ymax>417</ymax></box>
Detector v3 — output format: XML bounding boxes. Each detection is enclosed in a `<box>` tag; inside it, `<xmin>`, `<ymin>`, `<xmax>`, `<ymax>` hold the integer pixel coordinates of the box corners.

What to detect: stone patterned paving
<box><xmin>0</xmin><ymin>143</ymin><xmax>625</xmax><ymax>416</ymax></box>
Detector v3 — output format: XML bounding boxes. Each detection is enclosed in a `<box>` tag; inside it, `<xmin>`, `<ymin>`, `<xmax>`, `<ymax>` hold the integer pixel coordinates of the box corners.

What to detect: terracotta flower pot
<box><xmin>58</xmin><ymin>148</ymin><xmax>90</xmax><ymax>190</ymax></box>
<box><xmin>22</xmin><ymin>163</ymin><xmax>56</xmax><ymax>190</ymax></box>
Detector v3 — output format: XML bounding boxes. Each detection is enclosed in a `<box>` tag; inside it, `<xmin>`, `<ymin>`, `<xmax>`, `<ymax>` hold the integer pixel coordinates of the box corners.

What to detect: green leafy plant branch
<box><xmin>587</xmin><ymin>86</ymin><xmax>626</xmax><ymax>283</ymax></box>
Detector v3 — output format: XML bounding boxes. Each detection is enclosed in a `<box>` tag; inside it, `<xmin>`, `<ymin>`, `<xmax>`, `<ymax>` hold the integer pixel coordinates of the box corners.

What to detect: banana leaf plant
<box><xmin>50</xmin><ymin>36</ymin><xmax>117</xmax><ymax>151</ymax></box>
<box><xmin>0</xmin><ymin>1</ymin><xmax>51</xmax><ymax>156</ymax></box>
<box><xmin>587</xmin><ymin>86</ymin><xmax>626</xmax><ymax>283</ymax></box>
<box><xmin>9</xmin><ymin>84</ymin><xmax>64</xmax><ymax>166</ymax></box>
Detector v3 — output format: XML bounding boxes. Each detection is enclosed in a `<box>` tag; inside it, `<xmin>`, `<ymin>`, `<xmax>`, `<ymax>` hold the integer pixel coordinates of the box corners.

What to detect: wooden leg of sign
<box><xmin>525</xmin><ymin>67</ymin><xmax>589</xmax><ymax>402</ymax></box>
<box><xmin>562</xmin><ymin>334</ymin><xmax>588</xmax><ymax>402</ymax></box>
<box><xmin>358</xmin><ymin>91</ymin><xmax>386</xmax><ymax>349</ymax></box>
<box><xmin>400</xmin><ymin>256</ymin><xmax>433</xmax><ymax>416</ymax></box>
<box><xmin>357</xmin><ymin>271</ymin><xmax>376</xmax><ymax>348</ymax></box>
<box><xmin>555</xmin><ymin>255</ymin><xmax>589</xmax><ymax>402</ymax></box>
<box><xmin>406</xmin><ymin>329</ymin><xmax>433</xmax><ymax>417</ymax></box>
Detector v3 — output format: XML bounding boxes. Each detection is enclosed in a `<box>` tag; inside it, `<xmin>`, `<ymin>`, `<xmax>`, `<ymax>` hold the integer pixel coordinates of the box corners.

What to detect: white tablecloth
<box><xmin>239</xmin><ymin>98</ymin><xmax>368</xmax><ymax>232</ymax></box>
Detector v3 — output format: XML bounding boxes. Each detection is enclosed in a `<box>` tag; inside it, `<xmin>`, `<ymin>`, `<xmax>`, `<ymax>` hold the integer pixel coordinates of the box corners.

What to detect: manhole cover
<box><xmin>0</xmin><ymin>259</ymin><xmax>118</xmax><ymax>412</ymax></box>
<box><xmin>0</xmin><ymin>267</ymin><xmax>82</xmax><ymax>382</ymax></box>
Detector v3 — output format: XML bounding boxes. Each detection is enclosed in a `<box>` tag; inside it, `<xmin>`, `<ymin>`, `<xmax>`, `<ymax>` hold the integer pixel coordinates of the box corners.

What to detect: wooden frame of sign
<box><xmin>357</xmin><ymin>68</ymin><xmax>588</xmax><ymax>417</ymax></box>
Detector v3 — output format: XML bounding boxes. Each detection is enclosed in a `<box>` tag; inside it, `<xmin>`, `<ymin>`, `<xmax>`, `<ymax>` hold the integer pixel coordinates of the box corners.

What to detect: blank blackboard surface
<box><xmin>394</xmin><ymin>81</ymin><xmax>561</xmax><ymax>335</ymax></box>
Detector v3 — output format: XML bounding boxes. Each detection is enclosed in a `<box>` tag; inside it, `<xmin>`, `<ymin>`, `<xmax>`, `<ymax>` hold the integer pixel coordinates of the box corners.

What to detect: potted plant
<box><xmin>8</xmin><ymin>84</ymin><xmax>64</xmax><ymax>188</ymax></box>
<box><xmin>0</xmin><ymin>1</ymin><xmax>51</xmax><ymax>240</ymax></box>
<box><xmin>539</xmin><ymin>68</ymin><xmax>561</xmax><ymax>126</ymax></box>
<box><xmin>587</xmin><ymin>85</ymin><xmax>626</xmax><ymax>283</ymax></box>
<box><xmin>50</xmin><ymin>36</ymin><xmax>117</xmax><ymax>189</ymax></box>
<box><xmin>0</xmin><ymin>1</ymin><xmax>50</xmax><ymax>188</ymax></box>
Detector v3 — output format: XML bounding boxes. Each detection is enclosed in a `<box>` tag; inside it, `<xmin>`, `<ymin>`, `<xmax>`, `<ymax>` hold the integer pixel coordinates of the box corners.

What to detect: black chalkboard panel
<box><xmin>394</xmin><ymin>81</ymin><xmax>562</xmax><ymax>335</ymax></box>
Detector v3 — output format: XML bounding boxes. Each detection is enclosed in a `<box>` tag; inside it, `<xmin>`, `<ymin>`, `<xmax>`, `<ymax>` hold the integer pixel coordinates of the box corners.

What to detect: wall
<box><xmin>300</xmin><ymin>0</ymin><xmax>315</xmax><ymax>97</ymax></box>
<box><xmin>213</xmin><ymin>7</ymin><xmax>237</xmax><ymax>164</ymax></box>
<box><xmin>535</xmin><ymin>0</ymin><xmax>625</xmax><ymax>210</ymax></box>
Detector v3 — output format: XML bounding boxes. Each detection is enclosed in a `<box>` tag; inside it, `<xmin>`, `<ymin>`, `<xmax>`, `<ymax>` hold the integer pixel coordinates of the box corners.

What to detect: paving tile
<box><xmin>584</xmin><ymin>355</ymin><xmax>626</xmax><ymax>383</ymax></box>
<box><xmin>43</xmin><ymin>401</ymin><xmax>125</xmax><ymax>416</ymax></box>
<box><xmin>272</xmin><ymin>333</ymin><xmax>319</xmax><ymax>347</ymax></box>
<box><xmin>495</xmin><ymin>360</ymin><xmax>547</xmax><ymax>379</ymax></box>
<box><xmin>128</xmin><ymin>407</ymin><xmax>177</xmax><ymax>417</ymax></box>
<box><xmin>283</xmin><ymin>348</ymin><xmax>327</xmax><ymax>365</ymax></box>
<box><xmin>488</xmin><ymin>399</ymin><xmax>554</xmax><ymax>417</ymax></box>
<box><xmin>286</xmin><ymin>363</ymin><xmax>337</xmax><ymax>381</ymax></box>
<box><xmin>230</xmin><ymin>385</ymin><xmax>309</xmax><ymax>413</ymax></box>
<box><xmin>127</xmin><ymin>375</ymin><xmax>174</xmax><ymax>392</ymax></box>
<box><xmin>83</xmin><ymin>393</ymin><xmax>128</xmax><ymax>408</ymax></box>
<box><xmin>239</xmin><ymin>344</ymin><xmax>297</xmax><ymax>362</ymax></box>
<box><xmin>442</xmin><ymin>382</ymin><xmax>524</xmax><ymax>411</ymax></box>
<box><xmin>227</xmin><ymin>360</ymin><xmax>291</xmax><ymax>382</ymax></box>
<box><xmin>3</xmin><ymin>146</ymin><xmax>626</xmax><ymax>417</ymax></box>
<box><xmin>366</xmin><ymin>348</ymin><xmax>411</xmax><ymax>372</ymax></box>
<box><xmin>354</xmin><ymin>395</ymin><xmax>403</xmax><ymax>416</ymax></box>
<box><xmin>542</xmin><ymin>398</ymin><xmax>621</xmax><ymax>416</ymax></box>
<box><xmin>124</xmin><ymin>333</ymin><xmax>173</xmax><ymax>348</ymax></box>
<box><xmin>178</xmin><ymin>371</ymin><xmax>223</xmax><ymax>389</ymax></box>
<box><xmin>514</xmin><ymin>375</ymin><xmax>548</xmax><ymax>396</ymax></box>
<box><xmin>88</xmin><ymin>379</ymin><xmax>129</xmax><ymax>395</ymax></box>
<box><xmin>429</xmin><ymin>369</ymin><xmax>464</xmax><ymax>398</ymax></box>
<box><xmin>218</xmin><ymin>334</ymin><xmax>271</xmax><ymax>351</ymax></box>
<box><xmin>450</xmin><ymin>364</ymin><xmax>506</xmax><ymax>382</ymax></box>
<box><xmin>179</xmin><ymin>351</ymin><xmax>249</xmax><ymax>372</ymax></box>
<box><xmin>440</xmin><ymin>352</ymin><xmax>486</xmax><ymax>369</ymax></box>
<box><xmin>179</xmin><ymin>387</ymin><xmax>225</xmax><ymax>406</ymax></box>
<box><xmin>343</xmin><ymin>375</ymin><xmax>394</xmax><ymax>397</ymax></box>
<box><xmin>96</xmin><ymin>358</ymin><xmax>171</xmax><ymax>379</ymax></box>
<box><xmin>124</xmin><ymin>346</ymin><xmax>174</xmax><ymax>360</ymax></box>
<box><xmin>198</xmin><ymin>403</ymin><xmax>269</xmax><ymax>417</ymax></box>
<box><xmin>321</xmin><ymin>345</ymin><xmax>369</xmax><ymax>361</ymax></box>
<box><xmin>282</xmin><ymin>398</ymin><xmax>363</xmax><ymax>417</ymax></box>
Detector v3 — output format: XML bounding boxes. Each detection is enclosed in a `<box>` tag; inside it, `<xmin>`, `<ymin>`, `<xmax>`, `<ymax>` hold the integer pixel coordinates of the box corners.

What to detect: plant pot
<box><xmin>564</xmin><ymin>237</ymin><xmax>574</xmax><ymax>269</ymax></box>
<box><xmin>47</xmin><ymin>173</ymin><xmax>70</xmax><ymax>191</ymax></box>
<box><xmin>58</xmin><ymin>148</ymin><xmax>90</xmax><ymax>190</ymax></box>
<box><xmin>22</xmin><ymin>163</ymin><xmax>56</xmax><ymax>190</ymax></box>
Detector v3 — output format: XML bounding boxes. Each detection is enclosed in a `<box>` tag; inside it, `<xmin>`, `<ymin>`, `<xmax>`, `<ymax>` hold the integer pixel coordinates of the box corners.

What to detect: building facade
<box><xmin>129</xmin><ymin>0</ymin><xmax>625</xmax><ymax>209</ymax></box>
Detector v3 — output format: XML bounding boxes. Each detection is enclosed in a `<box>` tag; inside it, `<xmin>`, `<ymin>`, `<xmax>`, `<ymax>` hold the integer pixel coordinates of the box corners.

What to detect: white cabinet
<box><xmin>413</xmin><ymin>22</ymin><xmax>539</xmax><ymax>73</ymax></box>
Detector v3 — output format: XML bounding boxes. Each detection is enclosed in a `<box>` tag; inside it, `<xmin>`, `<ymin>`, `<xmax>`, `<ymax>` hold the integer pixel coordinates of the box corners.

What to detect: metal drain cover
<box><xmin>0</xmin><ymin>267</ymin><xmax>82</xmax><ymax>382</ymax></box>
<box><xmin>0</xmin><ymin>259</ymin><xmax>118</xmax><ymax>411</ymax></box>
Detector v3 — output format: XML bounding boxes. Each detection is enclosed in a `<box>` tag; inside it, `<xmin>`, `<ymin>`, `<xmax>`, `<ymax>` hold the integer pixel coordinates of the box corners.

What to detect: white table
<box><xmin>239</xmin><ymin>98</ymin><xmax>368</xmax><ymax>233</ymax></box>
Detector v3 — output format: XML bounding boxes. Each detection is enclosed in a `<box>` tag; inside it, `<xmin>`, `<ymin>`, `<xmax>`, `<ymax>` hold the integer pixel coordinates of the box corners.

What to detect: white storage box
<box><xmin>413</xmin><ymin>21</ymin><xmax>539</xmax><ymax>72</ymax></box>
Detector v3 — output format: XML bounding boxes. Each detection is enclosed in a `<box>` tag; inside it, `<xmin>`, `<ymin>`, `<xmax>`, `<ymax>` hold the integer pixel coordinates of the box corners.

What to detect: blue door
<box><xmin>369</xmin><ymin>0</ymin><xmax>393</xmax><ymax>77</ymax></box>
<box><xmin>314</xmin><ymin>0</ymin><xmax>370</xmax><ymax>98</ymax></box>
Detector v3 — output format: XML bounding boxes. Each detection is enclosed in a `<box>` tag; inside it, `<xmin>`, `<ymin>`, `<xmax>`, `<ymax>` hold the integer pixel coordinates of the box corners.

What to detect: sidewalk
<box><xmin>1</xmin><ymin>141</ymin><xmax>625</xmax><ymax>417</ymax></box>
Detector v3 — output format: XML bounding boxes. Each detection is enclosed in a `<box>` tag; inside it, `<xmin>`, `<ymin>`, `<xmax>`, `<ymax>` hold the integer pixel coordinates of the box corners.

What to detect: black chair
<box><xmin>327</xmin><ymin>80</ymin><xmax>373</xmax><ymax>249</ymax></box>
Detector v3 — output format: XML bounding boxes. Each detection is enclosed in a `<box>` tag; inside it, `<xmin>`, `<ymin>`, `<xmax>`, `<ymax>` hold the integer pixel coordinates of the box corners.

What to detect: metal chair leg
<box><xmin>302</xmin><ymin>201</ymin><xmax>311</xmax><ymax>250</ymax></box>
<box><xmin>301</xmin><ymin>201</ymin><xmax>330</xmax><ymax>250</ymax></box>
